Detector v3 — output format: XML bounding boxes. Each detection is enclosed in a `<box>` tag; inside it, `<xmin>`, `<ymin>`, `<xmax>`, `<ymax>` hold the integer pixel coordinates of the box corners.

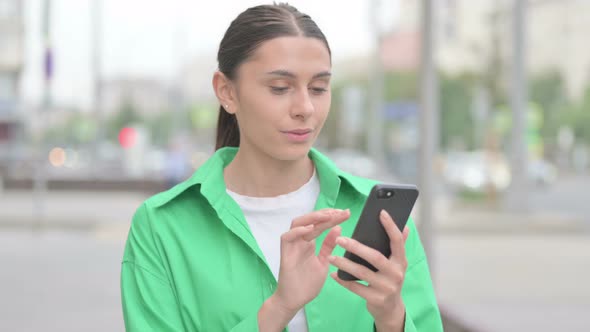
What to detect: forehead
<box><xmin>240</xmin><ymin>36</ymin><xmax>331</xmax><ymax>78</ymax></box>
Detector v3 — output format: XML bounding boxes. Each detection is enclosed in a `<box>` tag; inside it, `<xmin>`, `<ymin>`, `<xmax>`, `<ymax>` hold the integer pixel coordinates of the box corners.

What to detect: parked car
<box><xmin>528</xmin><ymin>158</ymin><xmax>557</xmax><ymax>186</ymax></box>
<box><xmin>442</xmin><ymin>150</ymin><xmax>511</xmax><ymax>192</ymax></box>
<box><xmin>442</xmin><ymin>150</ymin><xmax>558</xmax><ymax>193</ymax></box>
<box><xmin>325</xmin><ymin>148</ymin><xmax>399</xmax><ymax>184</ymax></box>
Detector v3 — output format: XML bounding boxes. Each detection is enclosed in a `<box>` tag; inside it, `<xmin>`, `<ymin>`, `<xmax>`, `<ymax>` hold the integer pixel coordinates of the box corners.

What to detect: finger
<box><xmin>334</xmin><ymin>236</ymin><xmax>391</xmax><ymax>272</ymax></box>
<box><xmin>291</xmin><ymin>208</ymin><xmax>349</xmax><ymax>229</ymax></box>
<box><xmin>328</xmin><ymin>254</ymin><xmax>383</xmax><ymax>286</ymax></box>
<box><xmin>290</xmin><ymin>209</ymin><xmax>333</xmax><ymax>228</ymax></box>
<box><xmin>281</xmin><ymin>224</ymin><xmax>315</xmax><ymax>243</ymax></box>
<box><xmin>318</xmin><ymin>226</ymin><xmax>342</xmax><ymax>263</ymax></box>
<box><xmin>402</xmin><ymin>226</ymin><xmax>410</xmax><ymax>243</ymax></box>
<box><xmin>305</xmin><ymin>209</ymin><xmax>350</xmax><ymax>240</ymax></box>
<box><xmin>379</xmin><ymin>210</ymin><xmax>406</xmax><ymax>262</ymax></box>
<box><xmin>330</xmin><ymin>272</ymin><xmax>378</xmax><ymax>300</ymax></box>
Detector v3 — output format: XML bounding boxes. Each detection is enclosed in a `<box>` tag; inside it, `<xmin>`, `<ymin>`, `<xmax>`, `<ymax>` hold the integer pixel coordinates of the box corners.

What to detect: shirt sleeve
<box><xmin>121</xmin><ymin>203</ymin><xmax>185</xmax><ymax>332</ymax></box>
<box><xmin>401</xmin><ymin>219</ymin><xmax>444</xmax><ymax>332</ymax></box>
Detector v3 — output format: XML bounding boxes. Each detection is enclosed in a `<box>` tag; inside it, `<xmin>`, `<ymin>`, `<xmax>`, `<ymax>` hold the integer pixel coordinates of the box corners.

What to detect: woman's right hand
<box><xmin>273</xmin><ymin>208</ymin><xmax>350</xmax><ymax>313</ymax></box>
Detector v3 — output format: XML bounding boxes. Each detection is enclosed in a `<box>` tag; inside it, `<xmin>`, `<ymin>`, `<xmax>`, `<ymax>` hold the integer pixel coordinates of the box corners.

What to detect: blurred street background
<box><xmin>1</xmin><ymin>0</ymin><xmax>589</xmax><ymax>331</ymax></box>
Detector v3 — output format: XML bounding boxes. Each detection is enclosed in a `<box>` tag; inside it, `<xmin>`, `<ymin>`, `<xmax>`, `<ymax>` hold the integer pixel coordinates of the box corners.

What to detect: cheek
<box><xmin>237</xmin><ymin>87</ymin><xmax>268</xmax><ymax>117</ymax></box>
<box><xmin>314</xmin><ymin>94</ymin><xmax>331</xmax><ymax>119</ymax></box>
<box><xmin>237</xmin><ymin>96</ymin><xmax>281</xmax><ymax>133</ymax></box>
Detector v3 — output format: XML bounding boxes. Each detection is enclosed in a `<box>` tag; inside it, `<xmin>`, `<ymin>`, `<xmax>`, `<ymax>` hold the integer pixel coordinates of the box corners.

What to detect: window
<box><xmin>0</xmin><ymin>0</ymin><xmax>17</xmax><ymax>19</ymax></box>
<box><xmin>0</xmin><ymin>73</ymin><xmax>16</xmax><ymax>102</ymax></box>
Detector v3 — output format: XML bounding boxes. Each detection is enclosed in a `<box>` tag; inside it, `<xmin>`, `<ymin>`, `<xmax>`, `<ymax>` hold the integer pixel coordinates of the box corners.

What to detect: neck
<box><xmin>224</xmin><ymin>145</ymin><xmax>314</xmax><ymax>197</ymax></box>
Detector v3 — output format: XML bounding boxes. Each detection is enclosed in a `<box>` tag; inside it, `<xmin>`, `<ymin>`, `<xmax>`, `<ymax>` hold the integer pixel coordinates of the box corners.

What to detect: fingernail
<box><xmin>380</xmin><ymin>210</ymin><xmax>387</xmax><ymax>218</ymax></box>
<box><xmin>328</xmin><ymin>255</ymin><xmax>335</xmax><ymax>262</ymax></box>
<box><xmin>336</xmin><ymin>237</ymin><xmax>347</xmax><ymax>245</ymax></box>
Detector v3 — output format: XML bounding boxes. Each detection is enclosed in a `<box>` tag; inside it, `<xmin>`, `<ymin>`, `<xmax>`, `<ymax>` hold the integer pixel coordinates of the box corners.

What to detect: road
<box><xmin>0</xmin><ymin>230</ymin><xmax>125</xmax><ymax>332</ymax></box>
<box><xmin>1</xmin><ymin>228</ymin><xmax>589</xmax><ymax>332</ymax></box>
<box><xmin>529</xmin><ymin>174</ymin><xmax>589</xmax><ymax>222</ymax></box>
<box><xmin>0</xmin><ymin>173</ymin><xmax>589</xmax><ymax>331</ymax></box>
<box><xmin>434</xmin><ymin>233</ymin><xmax>590</xmax><ymax>332</ymax></box>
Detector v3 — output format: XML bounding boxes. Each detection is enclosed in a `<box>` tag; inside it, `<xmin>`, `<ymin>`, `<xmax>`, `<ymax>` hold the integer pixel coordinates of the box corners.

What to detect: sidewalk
<box><xmin>437</xmin><ymin>206</ymin><xmax>589</xmax><ymax>234</ymax></box>
<box><xmin>429</xmin><ymin>194</ymin><xmax>589</xmax><ymax>234</ymax></box>
<box><xmin>434</xmin><ymin>233</ymin><xmax>590</xmax><ymax>332</ymax></box>
<box><xmin>1</xmin><ymin>189</ymin><xmax>589</xmax><ymax>331</ymax></box>
<box><xmin>0</xmin><ymin>190</ymin><xmax>147</xmax><ymax>233</ymax></box>
<box><xmin>2</xmin><ymin>189</ymin><xmax>588</xmax><ymax>234</ymax></box>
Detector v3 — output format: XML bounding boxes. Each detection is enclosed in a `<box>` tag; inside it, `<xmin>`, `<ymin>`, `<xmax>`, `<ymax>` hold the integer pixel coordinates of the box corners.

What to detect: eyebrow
<box><xmin>265</xmin><ymin>70</ymin><xmax>332</xmax><ymax>80</ymax></box>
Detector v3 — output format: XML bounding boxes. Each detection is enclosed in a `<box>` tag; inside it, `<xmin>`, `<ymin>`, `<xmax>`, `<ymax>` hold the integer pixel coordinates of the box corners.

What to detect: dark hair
<box><xmin>214</xmin><ymin>3</ymin><xmax>332</xmax><ymax>150</ymax></box>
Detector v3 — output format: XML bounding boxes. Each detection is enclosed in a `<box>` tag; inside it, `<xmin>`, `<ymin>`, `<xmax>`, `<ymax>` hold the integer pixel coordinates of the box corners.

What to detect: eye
<box><xmin>310</xmin><ymin>87</ymin><xmax>328</xmax><ymax>95</ymax></box>
<box><xmin>270</xmin><ymin>86</ymin><xmax>289</xmax><ymax>94</ymax></box>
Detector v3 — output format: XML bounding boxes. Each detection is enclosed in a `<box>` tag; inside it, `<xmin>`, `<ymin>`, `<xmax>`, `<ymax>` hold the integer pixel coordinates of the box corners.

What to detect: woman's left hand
<box><xmin>328</xmin><ymin>210</ymin><xmax>410</xmax><ymax>332</ymax></box>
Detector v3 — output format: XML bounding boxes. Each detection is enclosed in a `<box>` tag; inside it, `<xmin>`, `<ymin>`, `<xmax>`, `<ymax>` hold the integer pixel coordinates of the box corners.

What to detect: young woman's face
<box><xmin>233</xmin><ymin>36</ymin><xmax>332</xmax><ymax>161</ymax></box>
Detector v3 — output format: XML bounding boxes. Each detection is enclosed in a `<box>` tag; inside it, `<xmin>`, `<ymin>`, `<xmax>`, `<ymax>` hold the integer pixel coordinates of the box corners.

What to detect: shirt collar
<box><xmin>150</xmin><ymin>146</ymin><xmax>371</xmax><ymax>209</ymax></box>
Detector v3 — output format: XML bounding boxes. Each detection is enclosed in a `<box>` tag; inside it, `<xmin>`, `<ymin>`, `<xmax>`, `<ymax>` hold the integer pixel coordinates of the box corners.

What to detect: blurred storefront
<box><xmin>0</xmin><ymin>0</ymin><xmax>24</xmax><ymax>172</ymax></box>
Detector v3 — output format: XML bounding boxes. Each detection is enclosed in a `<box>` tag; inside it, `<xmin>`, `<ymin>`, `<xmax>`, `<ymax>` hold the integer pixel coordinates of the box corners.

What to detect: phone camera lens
<box><xmin>377</xmin><ymin>189</ymin><xmax>394</xmax><ymax>199</ymax></box>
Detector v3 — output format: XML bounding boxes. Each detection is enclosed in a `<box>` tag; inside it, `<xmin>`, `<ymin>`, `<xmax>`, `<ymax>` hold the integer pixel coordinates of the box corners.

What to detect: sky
<box><xmin>20</xmin><ymin>0</ymin><xmax>401</xmax><ymax>110</ymax></box>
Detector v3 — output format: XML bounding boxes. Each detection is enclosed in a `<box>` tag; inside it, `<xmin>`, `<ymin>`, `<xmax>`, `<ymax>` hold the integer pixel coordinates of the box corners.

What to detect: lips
<box><xmin>284</xmin><ymin>129</ymin><xmax>312</xmax><ymax>135</ymax></box>
<box><xmin>282</xmin><ymin>128</ymin><xmax>313</xmax><ymax>143</ymax></box>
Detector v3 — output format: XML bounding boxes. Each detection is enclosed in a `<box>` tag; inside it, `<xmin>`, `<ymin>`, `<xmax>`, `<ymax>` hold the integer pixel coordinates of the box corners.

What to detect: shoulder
<box><xmin>139</xmin><ymin>182</ymin><xmax>210</xmax><ymax>223</ymax></box>
<box><xmin>145</xmin><ymin>177</ymin><xmax>202</xmax><ymax>210</ymax></box>
<box><xmin>309</xmin><ymin>147</ymin><xmax>379</xmax><ymax>197</ymax></box>
<box><xmin>338</xmin><ymin>170</ymin><xmax>380</xmax><ymax>197</ymax></box>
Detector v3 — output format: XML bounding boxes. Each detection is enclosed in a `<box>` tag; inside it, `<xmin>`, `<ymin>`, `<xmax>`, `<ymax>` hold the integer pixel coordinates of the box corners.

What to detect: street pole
<box><xmin>33</xmin><ymin>0</ymin><xmax>53</xmax><ymax>230</ymax></box>
<box><xmin>367</xmin><ymin>0</ymin><xmax>384</xmax><ymax>163</ymax></box>
<box><xmin>419</xmin><ymin>0</ymin><xmax>438</xmax><ymax>277</ymax></box>
<box><xmin>92</xmin><ymin>0</ymin><xmax>102</xmax><ymax>177</ymax></box>
<box><xmin>506</xmin><ymin>0</ymin><xmax>528</xmax><ymax>212</ymax></box>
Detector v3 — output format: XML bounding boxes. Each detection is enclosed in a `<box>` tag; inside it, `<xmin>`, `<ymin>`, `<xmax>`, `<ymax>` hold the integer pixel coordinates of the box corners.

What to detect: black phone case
<box><xmin>337</xmin><ymin>184</ymin><xmax>419</xmax><ymax>281</ymax></box>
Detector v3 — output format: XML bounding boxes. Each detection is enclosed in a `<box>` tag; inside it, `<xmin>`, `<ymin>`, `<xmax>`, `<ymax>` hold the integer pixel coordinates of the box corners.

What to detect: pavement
<box><xmin>1</xmin><ymin>187</ymin><xmax>588</xmax><ymax>235</ymax></box>
<box><xmin>1</xmin><ymin>187</ymin><xmax>589</xmax><ymax>331</ymax></box>
<box><xmin>0</xmin><ymin>190</ymin><xmax>146</xmax><ymax>235</ymax></box>
<box><xmin>434</xmin><ymin>232</ymin><xmax>590</xmax><ymax>332</ymax></box>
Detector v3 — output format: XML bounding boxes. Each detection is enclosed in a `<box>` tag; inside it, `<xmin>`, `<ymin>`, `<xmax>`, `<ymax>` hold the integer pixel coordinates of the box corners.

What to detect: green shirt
<box><xmin>121</xmin><ymin>147</ymin><xmax>443</xmax><ymax>332</ymax></box>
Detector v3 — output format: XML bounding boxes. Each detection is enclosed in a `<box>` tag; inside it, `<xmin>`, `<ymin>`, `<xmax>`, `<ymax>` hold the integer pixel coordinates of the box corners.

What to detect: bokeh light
<box><xmin>118</xmin><ymin>127</ymin><xmax>137</xmax><ymax>149</ymax></box>
<box><xmin>48</xmin><ymin>147</ymin><xmax>66</xmax><ymax>167</ymax></box>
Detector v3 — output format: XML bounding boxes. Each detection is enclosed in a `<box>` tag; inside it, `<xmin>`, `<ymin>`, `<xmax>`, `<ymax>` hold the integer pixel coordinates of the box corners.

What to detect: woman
<box><xmin>121</xmin><ymin>3</ymin><xmax>443</xmax><ymax>332</ymax></box>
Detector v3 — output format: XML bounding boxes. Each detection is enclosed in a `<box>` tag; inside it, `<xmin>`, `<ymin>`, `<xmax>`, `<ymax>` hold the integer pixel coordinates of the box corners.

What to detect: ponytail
<box><xmin>215</xmin><ymin>105</ymin><xmax>240</xmax><ymax>150</ymax></box>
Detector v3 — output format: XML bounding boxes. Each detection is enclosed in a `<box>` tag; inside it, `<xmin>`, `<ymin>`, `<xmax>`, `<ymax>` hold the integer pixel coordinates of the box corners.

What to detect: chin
<box><xmin>270</xmin><ymin>142</ymin><xmax>313</xmax><ymax>162</ymax></box>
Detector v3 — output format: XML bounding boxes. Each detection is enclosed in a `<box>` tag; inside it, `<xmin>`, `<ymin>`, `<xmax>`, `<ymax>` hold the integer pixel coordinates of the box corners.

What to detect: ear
<box><xmin>212</xmin><ymin>71</ymin><xmax>237</xmax><ymax>114</ymax></box>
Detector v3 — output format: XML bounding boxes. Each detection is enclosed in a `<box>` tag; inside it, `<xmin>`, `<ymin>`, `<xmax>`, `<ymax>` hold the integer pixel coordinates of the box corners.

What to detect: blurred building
<box><xmin>100</xmin><ymin>56</ymin><xmax>218</xmax><ymax>119</ymax></box>
<box><xmin>528</xmin><ymin>0</ymin><xmax>590</xmax><ymax>99</ymax></box>
<box><xmin>0</xmin><ymin>0</ymin><xmax>24</xmax><ymax>168</ymax></box>
<box><xmin>101</xmin><ymin>77</ymin><xmax>172</xmax><ymax>117</ymax></box>
<box><xmin>388</xmin><ymin>0</ymin><xmax>590</xmax><ymax>99</ymax></box>
<box><xmin>177</xmin><ymin>54</ymin><xmax>217</xmax><ymax>103</ymax></box>
<box><xmin>380</xmin><ymin>30</ymin><xmax>421</xmax><ymax>72</ymax></box>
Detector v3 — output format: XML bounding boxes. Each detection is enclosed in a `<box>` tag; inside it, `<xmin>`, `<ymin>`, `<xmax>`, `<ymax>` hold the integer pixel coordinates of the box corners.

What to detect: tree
<box><xmin>529</xmin><ymin>71</ymin><xmax>567</xmax><ymax>147</ymax></box>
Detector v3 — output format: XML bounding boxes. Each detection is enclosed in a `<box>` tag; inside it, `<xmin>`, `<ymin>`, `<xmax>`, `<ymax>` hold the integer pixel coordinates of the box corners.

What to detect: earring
<box><xmin>224</xmin><ymin>104</ymin><xmax>229</xmax><ymax>109</ymax></box>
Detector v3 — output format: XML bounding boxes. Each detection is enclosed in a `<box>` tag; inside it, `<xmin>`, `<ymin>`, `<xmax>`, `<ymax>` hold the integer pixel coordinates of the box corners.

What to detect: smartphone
<box><xmin>337</xmin><ymin>184</ymin><xmax>419</xmax><ymax>281</ymax></box>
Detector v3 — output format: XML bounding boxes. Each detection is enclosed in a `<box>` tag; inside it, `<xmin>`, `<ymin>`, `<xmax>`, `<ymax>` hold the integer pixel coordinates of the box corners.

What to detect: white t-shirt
<box><xmin>226</xmin><ymin>169</ymin><xmax>320</xmax><ymax>332</ymax></box>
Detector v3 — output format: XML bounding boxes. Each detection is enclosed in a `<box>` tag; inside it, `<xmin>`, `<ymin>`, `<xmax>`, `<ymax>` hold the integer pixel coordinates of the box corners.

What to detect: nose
<box><xmin>290</xmin><ymin>87</ymin><xmax>314</xmax><ymax>120</ymax></box>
